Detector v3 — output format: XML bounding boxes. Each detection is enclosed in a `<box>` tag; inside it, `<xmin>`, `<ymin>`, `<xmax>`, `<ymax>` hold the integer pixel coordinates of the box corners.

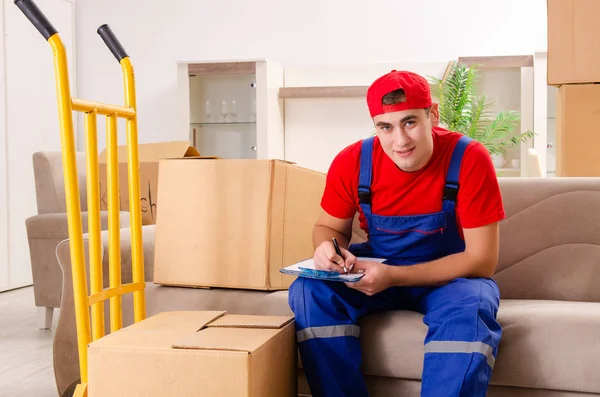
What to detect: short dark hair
<box><xmin>381</xmin><ymin>89</ymin><xmax>431</xmax><ymax>115</ymax></box>
<box><xmin>382</xmin><ymin>89</ymin><xmax>406</xmax><ymax>105</ymax></box>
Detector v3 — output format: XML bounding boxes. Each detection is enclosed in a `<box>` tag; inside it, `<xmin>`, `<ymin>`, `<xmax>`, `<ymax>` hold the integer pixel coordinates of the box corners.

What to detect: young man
<box><xmin>288</xmin><ymin>70</ymin><xmax>505</xmax><ymax>397</ymax></box>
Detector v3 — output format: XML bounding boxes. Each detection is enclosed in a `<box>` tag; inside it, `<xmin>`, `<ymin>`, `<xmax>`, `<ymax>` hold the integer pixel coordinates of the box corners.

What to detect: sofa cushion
<box><xmin>360</xmin><ymin>299</ymin><xmax>600</xmax><ymax>394</ymax></box>
<box><xmin>490</xmin><ymin>299</ymin><xmax>600</xmax><ymax>393</ymax></box>
<box><xmin>144</xmin><ymin>284</ymin><xmax>600</xmax><ymax>394</ymax></box>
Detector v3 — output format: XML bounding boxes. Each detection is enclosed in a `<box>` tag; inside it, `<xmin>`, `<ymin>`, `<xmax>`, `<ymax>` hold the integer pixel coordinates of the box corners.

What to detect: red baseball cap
<box><xmin>366</xmin><ymin>70</ymin><xmax>432</xmax><ymax>118</ymax></box>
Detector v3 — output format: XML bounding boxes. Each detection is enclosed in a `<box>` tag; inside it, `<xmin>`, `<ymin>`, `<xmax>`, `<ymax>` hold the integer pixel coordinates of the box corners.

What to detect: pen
<box><xmin>332</xmin><ymin>238</ymin><xmax>348</xmax><ymax>274</ymax></box>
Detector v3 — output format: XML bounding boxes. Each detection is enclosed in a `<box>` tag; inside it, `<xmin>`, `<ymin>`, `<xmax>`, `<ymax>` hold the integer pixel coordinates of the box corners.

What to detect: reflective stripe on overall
<box><xmin>288</xmin><ymin>135</ymin><xmax>502</xmax><ymax>397</ymax></box>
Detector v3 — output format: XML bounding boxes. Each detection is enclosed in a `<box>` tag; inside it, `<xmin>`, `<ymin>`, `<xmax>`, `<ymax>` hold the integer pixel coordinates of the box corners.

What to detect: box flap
<box><xmin>171</xmin><ymin>327</ymin><xmax>282</xmax><ymax>353</ymax></box>
<box><xmin>161</xmin><ymin>155</ymin><xmax>222</xmax><ymax>160</ymax></box>
<box><xmin>271</xmin><ymin>159</ymin><xmax>296</xmax><ymax>165</ymax></box>
<box><xmin>99</xmin><ymin>141</ymin><xmax>200</xmax><ymax>163</ymax></box>
<box><xmin>89</xmin><ymin>311</ymin><xmax>226</xmax><ymax>349</ymax></box>
<box><xmin>206</xmin><ymin>314</ymin><xmax>294</xmax><ymax>329</ymax></box>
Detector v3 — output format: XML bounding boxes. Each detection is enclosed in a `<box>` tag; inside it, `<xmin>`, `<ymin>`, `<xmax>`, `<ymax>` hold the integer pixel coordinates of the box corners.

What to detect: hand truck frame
<box><xmin>15</xmin><ymin>1</ymin><xmax>147</xmax><ymax>395</ymax></box>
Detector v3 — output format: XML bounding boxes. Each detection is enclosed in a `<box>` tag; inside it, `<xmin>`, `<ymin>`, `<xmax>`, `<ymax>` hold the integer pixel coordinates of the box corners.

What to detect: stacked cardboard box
<box><xmin>548</xmin><ymin>0</ymin><xmax>600</xmax><ymax>176</ymax></box>
<box><xmin>152</xmin><ymin>157</ymin><xmax>326</xmax><ymax>290</ymax></box>
<box><xmin>91</xmin><ymin>137</ymin><xmax>330</xmax><ymax>391</ymax></box>
<box><xmin>89</xmin><ymin>148</ymin><xmax>325</xmax><ymax>393</ymax></box>
<box><xmin>98</xmin><ymin>141</ymin><xmax>204</xmax><ymax>225</ymax></box>
<box><xmin>88</xmin><ymin>311</ymin><xmax>297</xmax><ymax>397</ymax></box>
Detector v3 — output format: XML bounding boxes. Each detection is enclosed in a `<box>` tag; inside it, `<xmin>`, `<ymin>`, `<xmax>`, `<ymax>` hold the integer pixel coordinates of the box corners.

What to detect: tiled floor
<box><xmin>0</xmin><ymin>286</ymin><xmax>58</xmax><ymax>397</ymax></box>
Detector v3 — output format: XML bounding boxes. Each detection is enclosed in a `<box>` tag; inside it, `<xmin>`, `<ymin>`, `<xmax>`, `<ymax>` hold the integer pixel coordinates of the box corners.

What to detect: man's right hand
<box><xmin>314</xmin><ymin>240</ymin><xmax>357</xmax><ymax>273</ymax></box>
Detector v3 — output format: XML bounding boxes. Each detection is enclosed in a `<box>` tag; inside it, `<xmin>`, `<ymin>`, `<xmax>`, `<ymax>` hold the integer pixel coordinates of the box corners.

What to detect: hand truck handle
<box><xmin>14</xmin><ymin>0</ymin><xmax>58</xmax><ymax>41</ymax></box>
<box><xmin>97</xmin><ymin>24</ymin><xmax>129</xmax><ymax>62</ymax></box>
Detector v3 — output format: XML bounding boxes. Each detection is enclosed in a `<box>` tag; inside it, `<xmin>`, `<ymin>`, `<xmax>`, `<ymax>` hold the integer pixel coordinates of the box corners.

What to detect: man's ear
<box><xmin>429</xmin><ymin>103</ymin><xmax>440</xmax><ymax>127</ymax></box>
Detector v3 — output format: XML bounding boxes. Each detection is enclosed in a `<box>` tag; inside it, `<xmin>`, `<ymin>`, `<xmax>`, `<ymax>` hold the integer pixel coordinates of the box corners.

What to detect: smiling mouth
<box><xmin>395</xmin><ymin>147</ymin><xmax>415</xmax><ymax>157</ymax></box>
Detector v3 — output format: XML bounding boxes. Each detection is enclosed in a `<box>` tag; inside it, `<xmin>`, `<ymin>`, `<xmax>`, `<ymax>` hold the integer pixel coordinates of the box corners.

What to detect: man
<box><xmin>288</xmin><ymin>70</ymin><xmax>505</xmax><ymax>397</ymax></box>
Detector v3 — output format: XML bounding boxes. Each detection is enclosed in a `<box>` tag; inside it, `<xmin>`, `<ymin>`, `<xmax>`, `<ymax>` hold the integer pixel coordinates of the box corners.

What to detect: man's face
<box><xmin>373</xmin><ymin>103</ymin><xmax>439</xmax><ymax>172</ymax></box>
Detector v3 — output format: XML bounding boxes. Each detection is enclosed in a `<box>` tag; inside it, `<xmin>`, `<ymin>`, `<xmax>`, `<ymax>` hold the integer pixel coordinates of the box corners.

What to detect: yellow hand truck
<box><xmin>15</xmin><ymin>0</ymin><xmax>147</xmax><ymax>396</ymax></box>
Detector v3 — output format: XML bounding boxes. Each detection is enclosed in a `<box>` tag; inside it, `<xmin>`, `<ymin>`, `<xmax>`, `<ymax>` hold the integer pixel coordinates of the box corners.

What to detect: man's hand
<box><xmin>314</xmin><ymin>240</ymin><xmax>357</xmax><ymax>273</ymax></box>
<box><xmin>344</xmin><ymin>260</ymin><xmax>393</xmax><ymax>296</ymax></box>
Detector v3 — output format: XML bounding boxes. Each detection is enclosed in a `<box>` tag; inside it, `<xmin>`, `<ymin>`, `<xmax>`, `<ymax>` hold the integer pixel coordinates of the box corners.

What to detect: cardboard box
<box><xmin>556</xmin><ymin>83</ymin><xmax>600</xmax><ymax>176</ymax></box>
<box><xmin>98</xmin><ymin>141</ymin><xmax>200</xmax><ymax>225</ymax></box>
<box><xmin>547</xmin><ymin>0</ymin><xmax>600</xmax><ymax>85</ymax></box>
<box><xmin>153</xmin><ymin>159</ymin><xmax>326</xmax><ymax>290</ymax></box>
<box><xmin>88</xmin><ymin>311</ymin><xmax>297</xmax><ymax>397</ymax></box>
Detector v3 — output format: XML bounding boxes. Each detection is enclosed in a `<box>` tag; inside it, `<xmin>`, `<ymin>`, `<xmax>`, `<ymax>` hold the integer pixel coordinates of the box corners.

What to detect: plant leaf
<box><xmin>427</xmin><ymin>61</ymin><xmax>535</xmax><ymax>156</ymax></box>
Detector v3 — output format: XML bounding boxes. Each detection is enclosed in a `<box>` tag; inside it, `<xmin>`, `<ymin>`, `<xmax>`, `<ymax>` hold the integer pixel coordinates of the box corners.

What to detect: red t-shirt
<box><xmin>321</xmin><ymin>127</ymin><xmax>506</xmax><ymax>238</ymax></box>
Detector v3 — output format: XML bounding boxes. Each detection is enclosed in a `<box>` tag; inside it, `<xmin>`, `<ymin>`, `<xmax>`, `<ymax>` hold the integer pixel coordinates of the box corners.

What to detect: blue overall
<box><xmin>288</xmin><ymin>135</ymin><xmax>502</xmax><ymax>397</ymax></box>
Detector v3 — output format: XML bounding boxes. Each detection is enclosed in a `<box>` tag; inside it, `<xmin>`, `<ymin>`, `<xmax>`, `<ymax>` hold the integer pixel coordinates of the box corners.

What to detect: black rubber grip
<box><xmin>97</xmin><ymin>24</ymin><xmax>128</xmax><ymax>62</ymax></box>
<box><xmin>14</xmin><ymin>0</ymin><xmax>58</xmax><ymax>41</ymax></box>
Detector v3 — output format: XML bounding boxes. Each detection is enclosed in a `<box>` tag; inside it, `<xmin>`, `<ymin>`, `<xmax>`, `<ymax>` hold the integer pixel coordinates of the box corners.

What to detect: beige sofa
<box><xmin>25</xmin><ymin>152</ymin><xmax>129</xmax><ymax>329</ymax></box>
<box><xmin>52</xmin><ymin>177</ymin><xmax>600</xmax><ymax>397</ymax></box>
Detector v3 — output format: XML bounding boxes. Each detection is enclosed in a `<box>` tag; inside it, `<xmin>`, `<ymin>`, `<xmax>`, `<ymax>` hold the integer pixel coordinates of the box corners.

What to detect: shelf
<box><xmin>188</xmin><ymin>62</ymin><xmax>256</xmax><ymax>76</ymax></box>
<box><xmin>279</xmin><ymin>85</ymin><xmax>368</xmax><ymax>99</ymax></box>
<box><xmin>191</xmin><ymin>122</ymin><xmax>256</xmax><ymax>126</ymax></box>
<box><xmin>279</xmin><ymin>56</ymin><xmax>533</xmax><ymax>98</ymax></box>
<box><xmin>458</xmin><ymin>55</ymin><xmax>534</xmax><ymax>69</ymax></box>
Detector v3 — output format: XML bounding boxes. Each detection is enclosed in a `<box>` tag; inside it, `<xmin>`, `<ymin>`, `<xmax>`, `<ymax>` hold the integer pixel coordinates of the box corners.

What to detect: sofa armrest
<box><xmin>53</xmin><ymin>224</ymin><xmax>155</xmax><ymax>396</ymax></box>
<box><xmin>25</xmin><ymin>211</ymin><xmax>131</xmax><ymax>239</ymax></box>
<box><xmin>103</xmin><ymin>224</ymin><xmax>156</xmax><ymax>283</ymax></box>
<box><xmin>25</xmin><ymin>211</ymin><xmax>130</xmax><ymax>310</ymax></box>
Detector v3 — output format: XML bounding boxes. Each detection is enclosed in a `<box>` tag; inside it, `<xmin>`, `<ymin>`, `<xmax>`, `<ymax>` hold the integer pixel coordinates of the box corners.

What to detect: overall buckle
<box><xmin>358</xmin><ymin>185</ymin><xmax>371</xmax><ymax>205</ymax></box>
<box><xmin>443</xmin><ymin>182</ymin><xmax>459</xmax><ymax>201</ymax></box>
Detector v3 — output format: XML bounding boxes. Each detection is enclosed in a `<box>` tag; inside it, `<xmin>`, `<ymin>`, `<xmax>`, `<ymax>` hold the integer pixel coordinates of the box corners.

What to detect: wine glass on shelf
<box><xmin>205</xmin><ymin>100</ymin><xmax>211</xmax><ymax>122</ymax></box>
<box><xmin>220</xmin><ymin>100</ymin><xmax>228</xmax><ymax>122</ymax></box>
<box><xmin>230</xmin><ymin>100</ymin><xmax>237</xmax><ymax>122</ymax></box>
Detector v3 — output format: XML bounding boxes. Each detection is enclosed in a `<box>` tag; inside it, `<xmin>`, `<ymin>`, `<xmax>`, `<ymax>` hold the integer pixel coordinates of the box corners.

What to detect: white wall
<box><xmin>283</xmin><ymin>62</ymin><xmax>451</xmax><ymax>172</ymax></box>
<box><xmin>75</xmin><ymin>0</ymin><xmax>548</xmax><ymax>154</ymax></box>
<box><xmin>0</xmin><ymin>0</ymin><xmax>76</xmax><ymax>291</ymax></box>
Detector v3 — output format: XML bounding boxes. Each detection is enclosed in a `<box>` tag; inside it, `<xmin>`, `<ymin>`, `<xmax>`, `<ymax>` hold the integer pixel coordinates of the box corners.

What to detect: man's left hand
<box><xmin>345</xmin><ymin>260</ymin><xmax>394</xmax><ymax>296</ymax></box>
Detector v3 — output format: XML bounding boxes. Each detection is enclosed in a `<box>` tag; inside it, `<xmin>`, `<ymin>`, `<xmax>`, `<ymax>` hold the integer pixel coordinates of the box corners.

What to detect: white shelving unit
<box><xmin>459</xmin><ymin>55</ymin><xmax>535</xmax><ymax>177</ymax></box>
<box><xmin>176</xmin><ymin>59</ymin><xmax>284</xmax><ymax>160</ymax></box>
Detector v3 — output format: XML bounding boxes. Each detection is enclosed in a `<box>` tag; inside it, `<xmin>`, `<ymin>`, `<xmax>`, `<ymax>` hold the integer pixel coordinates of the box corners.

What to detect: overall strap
<box><xmin>358</xmin><ymin>137</ymin><xmax>375</xmax><ymax>213</ymax></box>
<box><xmin>443</xmin><ymin>134</ymin><xmax>472</xmax><ymax>205</ymax></box>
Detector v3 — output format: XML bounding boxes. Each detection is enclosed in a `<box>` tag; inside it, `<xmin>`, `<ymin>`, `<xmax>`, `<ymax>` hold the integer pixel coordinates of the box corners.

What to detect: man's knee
<box><xmin>288</xmin><ymin>277</ymin><xmax>305</xmax><ymax>313</ymax></box>
<box><xmin>424</xmin><ymin>278</ymin><xmax>502</xmax><ymax>338</ymax></box>
<box><xmin>288</xmin><ymin>277</ymin><xmax>336</xmax><ymax>315</ymax></box>
<box><xmin>457</xmin><ymin>278</ymin><xmax>500</xmax><ymax>319</ymax></box>
<box><xmin>437</xmin><ymin>278</ymin><xmax>500</xmax><ymax>312</ymax></box>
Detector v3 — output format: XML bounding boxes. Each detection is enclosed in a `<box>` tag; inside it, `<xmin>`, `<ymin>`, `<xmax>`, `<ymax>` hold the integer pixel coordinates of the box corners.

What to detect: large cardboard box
<box><xmin>88</xmin><ymin>311</ymin><xmax>297</xmax><ymax>397</ymax></box>
<box><xmin>153</xmin><ymin>158</ymin><xmax>326</xmax><ymax>290</ymax></box>
<box><xmin>556</xmin><ymin>84</ymin><xmax>600</xmax><ymax>176</ymax></box>
<box><xmin>547</xmin><ymin>0</ymin><xmax>600</xmax><ymax>85</ymax></box>
<box><xmin>98</xmin><ymin>141</ymin><xmax>200</xmax><ymax>225</ymax></box>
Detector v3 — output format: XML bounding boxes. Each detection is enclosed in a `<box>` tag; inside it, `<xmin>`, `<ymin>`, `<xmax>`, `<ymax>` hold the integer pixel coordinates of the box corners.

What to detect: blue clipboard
<box><xmin>280</xmin><ymin>266</ymin><xmax>364</xmax><ymax>282</ymax></box>
<box><xmin>279</xmin><ymin>257</ymin><xmax>387</xmax><ymax>282</ymax></box>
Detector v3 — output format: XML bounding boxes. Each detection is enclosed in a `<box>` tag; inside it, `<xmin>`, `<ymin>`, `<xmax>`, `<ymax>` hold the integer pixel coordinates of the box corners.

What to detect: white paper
<box><xmin>280</xmin><ymin>257</ymin><xmax>387</xmax><ymax>282</ymax></box>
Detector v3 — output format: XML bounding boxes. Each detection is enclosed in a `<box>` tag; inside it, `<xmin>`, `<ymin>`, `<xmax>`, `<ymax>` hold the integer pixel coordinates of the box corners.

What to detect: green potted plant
<box><xmin>428</xmin><ymin>61</ymin><xmax>535</xmax><ymax>168</ymax></box>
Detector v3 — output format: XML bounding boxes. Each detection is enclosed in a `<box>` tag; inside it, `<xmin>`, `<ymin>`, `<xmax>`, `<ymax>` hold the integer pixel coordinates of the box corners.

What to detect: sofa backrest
<box><xmin>494</xmin><ymin>177</ymin><xmax>600</xmax><ymax>302</ymax></box>
<box><xmin>349</xmin><ymin>177</ymin><xmax>600</xmax><ymax>302</ymax></box>
<box><xmin>32</xmin><ymin>151</ymin><xmax>87</xmax><ymax>214</ymax></box>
